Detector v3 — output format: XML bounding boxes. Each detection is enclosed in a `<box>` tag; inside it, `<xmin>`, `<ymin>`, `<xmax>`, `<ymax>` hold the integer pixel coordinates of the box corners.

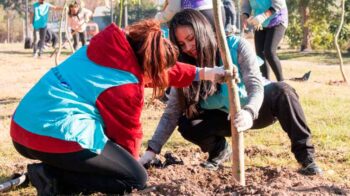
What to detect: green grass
<box><xmin>0</xmin><ymin>44</ymin><xmax>350</xmax><ymax>195</ymax></box>
<box><xmin>278</xmin><ymin>50</ymin><xmax>350</xmax><ymax>65</ymax></box>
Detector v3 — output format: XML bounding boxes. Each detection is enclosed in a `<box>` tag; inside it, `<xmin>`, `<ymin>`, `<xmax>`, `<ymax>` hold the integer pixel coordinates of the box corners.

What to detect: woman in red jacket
<box><xmin>11</xmin><ymin>19</ymin><xmax>224</xmax><ymax>195</ymax></box>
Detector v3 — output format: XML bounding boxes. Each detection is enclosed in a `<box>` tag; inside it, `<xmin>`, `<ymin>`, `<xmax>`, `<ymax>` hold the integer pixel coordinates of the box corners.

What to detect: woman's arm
<box><xmin>271</xmin><ymin>0</ymin><xmax>287</xmax><ymax>13</ymax></box>
<box><xmin>167</xmin><ymin>62</ymin><xmax>225</xmax><ymax>88</ymax></box>
<box><xmin>241</xmin><ymin>0</ymin><xmax>251</xmax><ymax>16</ymax></box>
<box><xmin>147</xmin><ymin>88</ymin><xmax>182</xmax><ymax>153</ymax></box>
<box><xmin>154</xmin><ymin>0</ymin><xmax>181</xmax><ymax>23</ymax></box>
<box><xmin>237</xmin><ymin>38</ymin><xmax>264</xmax><ymax>119</ymax></box>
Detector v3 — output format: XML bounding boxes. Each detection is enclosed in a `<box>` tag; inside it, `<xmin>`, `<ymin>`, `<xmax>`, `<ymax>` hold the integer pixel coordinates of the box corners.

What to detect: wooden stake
<box><xmin>212</xmin><ymin>0</ymin><xmax>245</xmax><ymax>186</ymax></box>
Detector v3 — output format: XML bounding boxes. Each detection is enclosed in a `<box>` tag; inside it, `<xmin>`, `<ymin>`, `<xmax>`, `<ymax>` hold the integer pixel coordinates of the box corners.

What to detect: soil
<box><xmin>134</xmin><ymin>147</ymin><xmax>349</xmax><ymax>196</ymax></box>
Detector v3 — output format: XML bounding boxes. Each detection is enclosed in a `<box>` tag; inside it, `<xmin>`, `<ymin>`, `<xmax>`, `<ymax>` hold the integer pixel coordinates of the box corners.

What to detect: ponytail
<box><xmin>126</xmin><ymin>19</ymin><xmax>178</xmax><ymax>98</ymax></box>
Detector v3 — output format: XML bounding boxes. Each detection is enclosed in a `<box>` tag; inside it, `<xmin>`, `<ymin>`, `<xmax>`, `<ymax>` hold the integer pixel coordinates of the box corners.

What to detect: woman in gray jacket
<box><xmin>140</xmin><ymin>9</ymin><xmax>321</xmax><ymax>175</ymax></box>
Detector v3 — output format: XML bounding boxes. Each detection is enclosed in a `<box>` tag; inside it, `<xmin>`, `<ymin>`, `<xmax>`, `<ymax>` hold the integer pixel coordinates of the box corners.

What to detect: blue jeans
<box><xmin>33</xmin><ymin>27</ymin><xmax>47</xmax><ymax>55</ymax></box>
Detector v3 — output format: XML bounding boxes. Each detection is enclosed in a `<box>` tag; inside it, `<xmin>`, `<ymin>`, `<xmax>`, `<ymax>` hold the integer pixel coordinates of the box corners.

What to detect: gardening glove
<box><xmin>233</xmin><ymin>109</ymin><xmax>253</xmax><ymax>132</ymax></box>
<box><xmin>139</xmin><ymin>150</ymin><xmax>156</xmax><ymax>166</ymax></box>
<box><xmin>247</xmin><ymin>13</ymin><xmax>268</xmax><ymax>30</ymax></box>
<box><xmin>203</xmin><ymin>66</ymin><xmax>225</xmax><ymax>82</ymax></box>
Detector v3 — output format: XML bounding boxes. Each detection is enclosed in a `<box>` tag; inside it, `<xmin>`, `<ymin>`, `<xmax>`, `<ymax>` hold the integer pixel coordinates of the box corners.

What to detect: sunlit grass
<box><xmin>1</xmin><ymin>43</ymin><xmax>349</xmax><ymax>195</ymax></box>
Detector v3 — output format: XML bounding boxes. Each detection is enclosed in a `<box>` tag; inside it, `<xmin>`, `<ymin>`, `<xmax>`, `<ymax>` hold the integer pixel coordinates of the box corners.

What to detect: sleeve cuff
<box><xmin>243</xmin><ymin>105</ymin><xmax>258</xmax><ymax>120</ymax></box>
<box><xmin>194</xmin><ymin>67</ymin><xmax>200</xmax><ymax>81</ymax></box>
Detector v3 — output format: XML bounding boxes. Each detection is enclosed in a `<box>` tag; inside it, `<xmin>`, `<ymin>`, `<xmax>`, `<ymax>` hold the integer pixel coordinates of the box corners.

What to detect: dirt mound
<box><xmin>140</xmin><ymin>147</ymin><xmax>349</xmax><ymax>195</ymax></box>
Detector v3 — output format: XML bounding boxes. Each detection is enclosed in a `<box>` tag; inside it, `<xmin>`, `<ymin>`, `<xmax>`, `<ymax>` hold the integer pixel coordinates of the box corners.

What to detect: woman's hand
<box><xmin>201</xmin><ymin>66</ymin><xmax>225</xmax><ymax>82</ymax></box>
<box><xmin>139</xmin><ymin>150</ymin><xmax>156</xmax><ymax>166</ymax></box>
<box><xmin>233</xmin><ymin>109</ymin><xmax>253</xmax><ymax>132</ymax></box>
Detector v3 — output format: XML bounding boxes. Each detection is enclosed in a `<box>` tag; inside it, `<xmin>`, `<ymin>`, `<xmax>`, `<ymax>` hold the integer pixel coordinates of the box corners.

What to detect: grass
<box><xmin>278</xmin><ymin>50</ymin><xmax>350</xmax><ymax>65</ymax></box>
<box><xmin>0</xmin><ymin>43</ymin><xmax>350</xmax><ymax>195</ymax></box>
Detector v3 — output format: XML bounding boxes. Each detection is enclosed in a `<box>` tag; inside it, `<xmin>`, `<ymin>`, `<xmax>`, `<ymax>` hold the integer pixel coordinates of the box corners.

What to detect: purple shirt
<box><xmin>181</xmin><ymin>0</ymin><xmax>211</xmax><ymax>9</ymax></box>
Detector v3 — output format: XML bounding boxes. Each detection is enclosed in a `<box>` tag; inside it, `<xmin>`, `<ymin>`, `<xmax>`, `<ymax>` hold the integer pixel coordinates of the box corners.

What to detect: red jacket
<box><xmin>11</xmin><ymin>23</ymin><xmax>196</xmax><ymax>159</ymax></box>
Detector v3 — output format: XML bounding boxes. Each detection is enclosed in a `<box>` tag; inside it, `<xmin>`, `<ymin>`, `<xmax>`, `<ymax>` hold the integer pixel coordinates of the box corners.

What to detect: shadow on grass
<box><xmin>278</xmin><ymin>51</ymin><xmax>350</xmax><ymax>65</ymax></box>
<box><xmin>0</xmin><ymin>50</ymin><xmax>72</xmax><ymax>57</ymax></box>
<box><xmin>0</xmin><ymin>97</ymin><xmax>20</xmax><ymax>105</ymax></box>
<box><xmin>0</xmin><ymin>50</ymin><xmax>33</xmax><ymax>55</ymax></box>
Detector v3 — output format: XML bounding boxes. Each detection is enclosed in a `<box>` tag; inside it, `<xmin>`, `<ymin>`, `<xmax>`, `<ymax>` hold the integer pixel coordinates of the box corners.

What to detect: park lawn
<box><xmin>0</xmin><ymin>44</ymin><xmax>349</xmax><ymax>195</ymax></box>
<box><xmin>279</xmin><ymin>50</ymin><xmax>350</xmax><ymax>65</ymax></box>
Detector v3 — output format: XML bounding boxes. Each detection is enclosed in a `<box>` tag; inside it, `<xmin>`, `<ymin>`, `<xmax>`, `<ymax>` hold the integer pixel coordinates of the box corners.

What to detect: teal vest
<box><xmin>248</xmin><ymin>0</ymin><xmax>275</xmax><ymax>27</ymax></box>
<box><xmin>33</xmin><ymin>2</ymin><xmax>51</xmax><ymax>29</ymax></box>
<box><xmin>200</xmin><ymin>36</ymin><xmax>248</xmax><ymax>113</ymax></box>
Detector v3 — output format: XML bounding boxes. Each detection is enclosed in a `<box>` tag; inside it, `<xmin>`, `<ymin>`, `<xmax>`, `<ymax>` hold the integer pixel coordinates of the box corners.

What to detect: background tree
<box><xmin>334</xmin><ymin>0</ymin><xmax>349</xmax><ymax>84</ymax></box>
<box><xmin>286</xmin><ymin>0</ymin><xmax>349</xmax><ymax>51</ymax></box>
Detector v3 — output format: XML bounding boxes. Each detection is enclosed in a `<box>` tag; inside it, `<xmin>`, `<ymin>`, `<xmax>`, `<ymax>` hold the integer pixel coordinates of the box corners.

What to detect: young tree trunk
<box><xmin>7</xmin><ymin>11</ymin><xmax>10</xmax><ymax>43</ymax></box>
<box><xmin>334</xmin><ymin>0</ymin><xmax>348</xmax><ymax>84</ymax></box>
<box><xmin>300</xmin><ymin>0</ymin><xmax>312</xmax><ymax>52</ymax></box>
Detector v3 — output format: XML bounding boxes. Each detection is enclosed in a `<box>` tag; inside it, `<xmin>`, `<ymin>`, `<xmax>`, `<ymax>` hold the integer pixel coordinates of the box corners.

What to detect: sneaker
<box><xmin>299</xmin><ymin>161</ymin><xmax>322</xmax><ymax>175</ymax></box>
<box><xmin>27</xmin><ymin>163</ymin><xmax>58</xmax><ymax>196</ymax></box>
<box><xmin>33</xmin><ymin>53</ymin><xmax>38</xmax><ymax>58</ymax></box>
<box><xmin>200</xmin><ymin>143</ymin><xmax>232</xmax><ymax>170</ymax></box>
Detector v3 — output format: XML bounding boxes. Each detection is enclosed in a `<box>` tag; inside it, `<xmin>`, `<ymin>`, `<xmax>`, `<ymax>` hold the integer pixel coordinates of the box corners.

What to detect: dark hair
<box><xmin>68</xmin><ymin>1</ymin><xmax>80</xmax><ymax>17</ymax></box>
<box><xmin>126</xmin><ymin>19</ymin><xmax>179</xmax><ymax>98</ymax></box>
<box><xmin>169</xmin><ymin>9</ymin><xmax>219</xmax><ymax>117</ymax></box>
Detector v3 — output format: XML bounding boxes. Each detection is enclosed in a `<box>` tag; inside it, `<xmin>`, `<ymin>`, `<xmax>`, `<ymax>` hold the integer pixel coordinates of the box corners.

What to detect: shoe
<box><xmin>33</xmin><ymin>53</ymin><xmax>38</xmax><ymax>58</ymax></box>
<box><xmin>200</xmin><ymin>143</ymin><xmax>232</xmax><ymax>171</ymax></box>
<box><xmin>27</xmin><ymin>163</ymin><xmax>58</xmax><ymax>196</ymax></box>
<box><xmin>299</xmin><ymin>161</ymin><xmax>322</xmax><ymax>175</ymax></box>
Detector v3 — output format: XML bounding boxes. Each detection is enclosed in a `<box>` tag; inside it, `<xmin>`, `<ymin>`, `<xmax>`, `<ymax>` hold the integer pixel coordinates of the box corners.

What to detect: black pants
<box><xmin>178</xmin><ymin>82</ymin><xmax>315</xmax><ymax>163</ymax></box>
<box><xmin>72</xmin><ymin>30</ymin><xmax>86</xmax><ymax>50</ymax></box>
<box><xmin>254</xmin><ymin>24</ymin><xmax>286</xmax><ymax>81</ymax></box>
<box><xmin>33</xmin><ymin>27</ymin><xmax>47</xmax><ymax>55</ymax></box>
<box><xmin>13</xmin><ymin>141</ymin><xmax>147</xmax><ymax>194</ymax></box>
<box><xmin>45</xmin><ymin>30</ymin><xmax>58</xmax><ymax>48</ymax></box>
<box><xmin>223</xmin><ymin>0</ymin><xmax>236</xmax><ymax>30</ymax></box>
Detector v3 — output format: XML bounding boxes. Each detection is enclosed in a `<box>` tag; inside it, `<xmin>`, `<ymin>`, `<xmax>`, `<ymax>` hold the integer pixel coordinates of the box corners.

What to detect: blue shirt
<box><xmin>33</xmin><ymin>2</ymin><xmax>52</xmax><ymax>29</ymax></box>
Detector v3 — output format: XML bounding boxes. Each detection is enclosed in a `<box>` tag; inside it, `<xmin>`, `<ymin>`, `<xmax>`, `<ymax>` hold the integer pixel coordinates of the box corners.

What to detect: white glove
<box><xmin>247</xmin><ymin>13</ymin><xmax>268</xmax><ymax>30</ymax></box>
<box><xmin>203</xmin><ymin>66</ymin><xmax>225</xmax><ymax>82</ymax></box>
<box><xmin>233</xmin><ymin>109</ymin><xmax>253</xmax><ymax>132</ymax></box>
<box><xmin>138</xmin><ymin>150</ymin><xmax>156</xmax><ymax>166</ymax></box>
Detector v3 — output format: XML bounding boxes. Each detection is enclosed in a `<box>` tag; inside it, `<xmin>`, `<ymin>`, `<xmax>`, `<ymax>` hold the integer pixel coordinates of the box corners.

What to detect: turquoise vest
<box><xmin>33</xmin><ymin>2</ymin><xmax>51</xmax><ymax>29</ymax></box>
<box><xmin>200</xmin><ymin>36</ymin><xmax>248</xmax><ymax>113</ymax></box>
<box><xmin>248</xmin><ymin>0</ymin><xmax>275</xmax><ymax>27</ymax></box>
<box><xmin>13</xmin><ymin>46</ymin><xmax>139</xmax><ymax>153</ymax></box>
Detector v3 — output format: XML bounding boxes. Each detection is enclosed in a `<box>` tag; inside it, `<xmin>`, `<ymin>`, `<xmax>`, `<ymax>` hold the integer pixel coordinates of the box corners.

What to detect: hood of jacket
<box><xmin>87</xmin><ymin>23</ymin><xmax>143</xmax><ymax>82</ymax></box>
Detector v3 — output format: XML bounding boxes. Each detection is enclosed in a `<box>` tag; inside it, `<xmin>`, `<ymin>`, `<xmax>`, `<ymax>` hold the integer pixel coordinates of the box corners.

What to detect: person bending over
<box><xmin>140</xmin><ymin>10</ymin><xmax>321</xmax><ymax>176</ymax></box>
<box><xmin>11</xmin><ymin>19</ymin><xmax>226</xmax><ymax>195</ymax></box>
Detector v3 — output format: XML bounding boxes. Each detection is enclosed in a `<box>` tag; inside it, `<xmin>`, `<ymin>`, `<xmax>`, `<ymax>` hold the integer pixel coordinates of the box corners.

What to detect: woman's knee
<box><xmin>264</xmin><ymin>48</ymin><xmax>277</xmax><ymax>60</ymax></box>
<box><xmin>128</xmin><ymin>166</ymin><xmax>148</xmax><ymax>190</ymax></box>
<box><xmin>268</xmin><ymin>82</ymin><xmax>298</xmax><ymax>100</ymax></box>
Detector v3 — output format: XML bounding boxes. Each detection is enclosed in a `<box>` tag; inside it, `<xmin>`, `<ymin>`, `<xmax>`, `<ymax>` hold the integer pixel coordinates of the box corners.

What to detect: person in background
<box><xmin>140</xmin><ymin>10</ymin><xmax>322</xmax><ymax>176</ymax></box>
<box><xmin>223</xmin><ymin>0</ymin><xmax>237</xmax><ymax>35</ymax></box>
<box><xmin>68</xmin><ymin>1</ymin><xmax>92</xmax><ymax>50</ymax></box>
<box><xmin>30</xmin><ymin>0</ymin><xmax>62</xmax><ymax>58</ymax></box>
<box><xmin>10</xmin><ymin>19</ymin><xmax>226</xmax><ymax>195</ymax></box>
<box><xmin>154</xmin><ymin>0</ymin><xmax>225</xmax><ymax>31</ymax></box>
<box><xmin>241</xmin><ymin>0</ymin><xmax>288</xmax><ymax>81</ymax></box>
<box><xmin>44</xmin><ymin>28</ymin><xmax>58</xmax><ymax>49</ymax></box>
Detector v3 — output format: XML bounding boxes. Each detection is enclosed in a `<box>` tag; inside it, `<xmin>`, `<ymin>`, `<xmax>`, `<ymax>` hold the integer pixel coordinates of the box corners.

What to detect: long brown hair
<box><xmin>169</xmin><ymin>9</ymin><xmax>219</xmax><ymax>118</ymax></box>
<box><xmin>126</xmin><ymin>19</ymin><xmax>179</xmax><ymax>98</ymax></box>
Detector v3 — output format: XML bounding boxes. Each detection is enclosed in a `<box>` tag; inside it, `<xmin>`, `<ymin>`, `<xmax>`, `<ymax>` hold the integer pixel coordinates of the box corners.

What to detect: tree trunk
<box><xmin>300</xmin><ymin>0</ymin><xmax>312</xmax><ymax>52</ymax></box>
<box><xmin>7</xmin><ymin>12</ymin><xmax>10</xmax><ymax>43</ymax></box>
<box><xmin>334</xmin><ymin>0</ymin><xmax>348</xmax><ymax>84</ymax></box>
